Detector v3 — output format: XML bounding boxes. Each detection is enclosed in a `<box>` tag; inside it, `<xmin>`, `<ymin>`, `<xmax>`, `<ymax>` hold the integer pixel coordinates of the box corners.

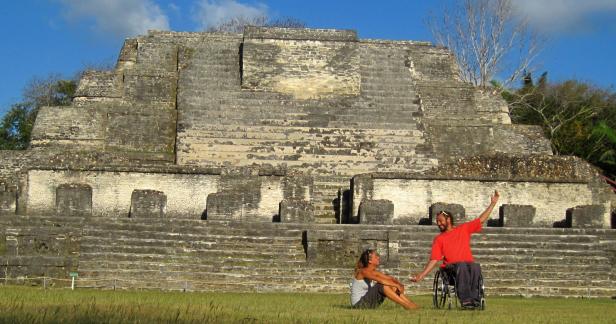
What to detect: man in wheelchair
<box><xmin>411</xmin><ymin>190</ymin><xmax>500</xmax><ymax>309</ymax></box>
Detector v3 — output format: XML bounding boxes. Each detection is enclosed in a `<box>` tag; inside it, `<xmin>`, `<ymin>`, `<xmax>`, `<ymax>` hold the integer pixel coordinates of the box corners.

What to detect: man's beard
<box><xmin>438</xmin><ymin>225</ymin><xmax>446</xmax><ymax>232</ymax></box>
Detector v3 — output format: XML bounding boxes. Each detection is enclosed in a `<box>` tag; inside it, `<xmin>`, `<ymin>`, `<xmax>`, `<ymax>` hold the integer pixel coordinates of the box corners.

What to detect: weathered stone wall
<box><xmin>425</xmin><ymin>124</ymin><xmax>552</xmax><ymax>160</ymax></box>
<box><xmin>356</xmin><ymin>178</ymin><xmax>605</xmax><ymax>226</ymax></box>
<box><xmin>26</xmin><ymin>170</ymin><xmax>219</xmax><ymax>218</ymax></box>
<box><xmin>0</xmin><ymin>217</ymin><xmax>82</xmax><ymax>283</ymax></box>
<box><xmin>352</xmin><ymin>155</ymin><xmax>613</xmax><ymax>227</ymax></box>
<box><xmin>31</xmin><ymin>30</ymin><xmax>180</xmax><ymax>164</ymax></box>
<box><xmin>242</xmin><ymin>27</ymin><xmax>360</xmax><ymax>99</ymax></box>
<box><xmin>24</xmin><ymin>167</ymin><xmax>306</xmax><ymax>221</ymax></box>
<box><xmin>17</xmin><ymin>27</ymin><xmax>603</xmax><ymax>224</ymax></box>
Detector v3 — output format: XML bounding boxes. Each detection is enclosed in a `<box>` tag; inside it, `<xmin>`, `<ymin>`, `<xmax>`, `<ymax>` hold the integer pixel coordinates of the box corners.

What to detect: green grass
<box><xmin>0</xmin><ymin>286</ymin><xmax>614</xmax><ymax>323</ymax></box>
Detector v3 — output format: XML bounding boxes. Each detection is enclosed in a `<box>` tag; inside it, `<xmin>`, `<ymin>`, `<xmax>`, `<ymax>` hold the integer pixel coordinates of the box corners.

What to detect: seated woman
<box><xmin>351</xmin><ymin>249</ymin><xmax>419</xmax><ymax>310</ymax></box>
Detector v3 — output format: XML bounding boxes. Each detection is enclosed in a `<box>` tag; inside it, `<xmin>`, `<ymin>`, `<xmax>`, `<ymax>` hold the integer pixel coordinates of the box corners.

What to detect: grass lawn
<box><xmin>0</xmin><ymin>286</ymin><xmax>614</xmax><ymax>323</ymax></box>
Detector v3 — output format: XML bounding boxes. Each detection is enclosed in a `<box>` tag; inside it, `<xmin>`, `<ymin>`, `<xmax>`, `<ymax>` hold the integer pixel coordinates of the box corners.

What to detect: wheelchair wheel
<box><xmin>478</xmin><ymin>274</ymin><xmax>486</xmax><ymax>310</ymax></box>
<box><xmin>433</xmin><ymin>270</ymin><xmax>450</xmax><ymax>309</ymax></box>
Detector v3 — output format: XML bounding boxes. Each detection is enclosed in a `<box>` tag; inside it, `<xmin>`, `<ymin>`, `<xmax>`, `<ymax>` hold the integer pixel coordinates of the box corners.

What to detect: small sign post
<box><xmin>69</xmin><ymin>272</ymin><xmax>78</xmax><ymax>290</ymax></box>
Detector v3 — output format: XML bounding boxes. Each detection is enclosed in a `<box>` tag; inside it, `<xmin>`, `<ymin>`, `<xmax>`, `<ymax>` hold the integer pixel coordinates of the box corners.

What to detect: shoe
<box><xmin>461</xmin><ymin>300</ymin><xmax>476</xmax><ymax>309</ymax></box>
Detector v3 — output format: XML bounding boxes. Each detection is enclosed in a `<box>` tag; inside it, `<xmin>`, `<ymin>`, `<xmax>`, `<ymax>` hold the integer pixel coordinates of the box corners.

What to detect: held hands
<box><xmin>410</xmin><ymin>274</ymin><xmax>422</xmax><ymax>283</ymax></box>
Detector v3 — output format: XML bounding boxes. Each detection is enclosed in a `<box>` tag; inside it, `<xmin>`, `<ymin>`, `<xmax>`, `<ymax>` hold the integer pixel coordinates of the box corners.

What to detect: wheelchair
<box><xmin>432</xmin><ymin>265</ymin><xmax>485</xmax><ymax>310</ymax></box>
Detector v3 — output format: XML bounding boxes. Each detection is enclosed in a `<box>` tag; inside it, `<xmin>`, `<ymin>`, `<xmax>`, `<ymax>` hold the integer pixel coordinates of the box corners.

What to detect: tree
<box><xmin>206</xmin><ymin>15</ymin><xmax>305</xmax><ymax>33</ymax></box>
<box><xmin>427</xmin><ymin>0</ymin><xmax>542</xmax><ymax>88</ymax></box>
<box><xmin>0</xmin><ymin>74</ymin><xmax>77</xmax><ymax>150</ymax></box>
<box><xmin>502</xmin><ymin>73</ymin><xmax>616</xmax><ymax>176</ymax></box>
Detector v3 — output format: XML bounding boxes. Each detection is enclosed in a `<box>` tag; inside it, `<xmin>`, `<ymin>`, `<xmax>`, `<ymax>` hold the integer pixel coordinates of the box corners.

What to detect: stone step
<box><xmin>79</xmin><ymin>250</ymin><xmax>305</xmax><ymax>263</ymax></box>
<box><xmin>78</xmin><ymin>239</ymin><xmax>303</xmax><ymax>253</ymax></box>
<box><xmin>75</xmin><ymin>260</ymin><xmax>609</xmax><ymax>283</ymax></box>
<box><xmin>77</xmin><ymin>260</ymin><xmax>348</xmax><ymax>273</ymax></box>
<box><xmin>83</xmin><ymin>225</ymin><xmax>304</xmax><ymax>239</ymax></box>
<box><xmin>185</xmin><ymin>138</ymin><xmax>426</xmax><ymax>152</ymax></box>
<box><xmin>190</xmin><ymin>111</ymin><xmax>421</xmax><ymax>125</ymax></box>
<box><xmin>484</xmin><ymin>278</ymin><xmax>613</xmax><ymax>289</ymax></box>
<box><xmin>175</xmin><ymin>148</ymin><xmax>429</xmax><ymax>164</ymax></box>
<box><xmin>360</xmin><ymin>90</ymin><xmax>418</xmax><ymax>99</ymax></box>
<box><xmin>185</xmin><ymin>144</ymin><xmax>425</xmax><ymax>159</ymax></box>
<box><xmin>76</xmin><ymin>267</ymin><xmax>352</xmax><ymax>281</ymax></box>
<box><xmin>400</xmin><ymin>253</ymin><xmax>609</xmax><ymax>266</ymax></box>
<box><xmin>2</xmin><ymin>216</ymin><xmax>86</xmax><ymax>229</ymax></box>
<box><xmin>399</xmin><ymin>230</ymin><xmax>601</xmax><ymax>242</ymax></box>
<box><xmin>73</xmin><ymin>277</ymin><xmax>348</xmax><ymax>293</ymax></box>
<box><xmin>81</xmin><ymin>233</ymin><xmax>301</xmax><ymax>246</ymax></box>
<box><xmin>188</xmin><ymin>101</ymin><xmax>421</xmax><ymax>115</ymax></box>
<box><xmin>79</xmin><ymin>242</ymin><xmax>305</xmax><ymax>256</ymax></box>
<box><xmin>400</xmin><ymin>240</ymin><xmax>602</xmax><ymax>252</ymax></box>
<box><xmin>360</xmin><ymin>75</ymin><xmax>413</xmax><ymax>82</ymax></box>
<box><xmin>182</xmin><ymin>123</ymin><xmax>425</xmax><ymax>137</ymax></box>
<box><xmin>180</xmin><ymin>127</ymin><xmax>426</xmax><ymax>143</ymax></box>
<box><xmin>482</xmin><ymin>286</ymin><xmax>616</xmax><ymax>298</ymax></box>
<box><xmin>175</xmin><ymin>158</ymin><xmax>434</xmax><ymax>176</ymax></box>
<box><xmin>399</xmin><ymin>246</ymin><xmax>606</xmax><ymax>258</ymax></box>
<box><xmin>359</xmin><ymin>83</ymin><xmax>414</xmax><ymax>91</ymax></box>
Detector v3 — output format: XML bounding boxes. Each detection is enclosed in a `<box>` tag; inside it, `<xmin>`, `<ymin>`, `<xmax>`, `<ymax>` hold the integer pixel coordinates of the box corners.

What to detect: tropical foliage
<box><xmin>0</xmin><ymin>75</ymin><xmax>77</xmax><ymax>150</ymax></box>
<box><xmin>501</xmin><ymin>73</ymin><xmax>616</xmax><ymax>176</ymax></box>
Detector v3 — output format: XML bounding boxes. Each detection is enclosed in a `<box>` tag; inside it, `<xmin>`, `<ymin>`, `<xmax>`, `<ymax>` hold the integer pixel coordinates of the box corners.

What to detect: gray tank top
<box><xmin>350</xmin><ymin>277</ymin><xmax>371</xmax><ymax>305</ymax></box>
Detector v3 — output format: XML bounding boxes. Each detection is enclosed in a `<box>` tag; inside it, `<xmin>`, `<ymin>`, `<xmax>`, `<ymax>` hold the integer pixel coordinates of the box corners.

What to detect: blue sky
<box><xmin>1</xmin><ymin>0</ymin><xmax>615</xmax><ymax>116</ymax></box>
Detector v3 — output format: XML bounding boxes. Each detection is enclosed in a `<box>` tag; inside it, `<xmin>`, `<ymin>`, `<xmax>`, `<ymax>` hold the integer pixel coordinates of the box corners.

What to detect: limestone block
<box><xmin>566</xmin><ymin>205</ymin><xmax>606</xmax><ymax>228</ymax></box>
<box><xmin>283</xmin><ymin>175</ymin><xmax>313</xmax><ymax>201</ymax></box>
<box><xmin>123</xmin><ymin>71</ymin><xmax>177</xmax><ymax>104</ymax></box>
<box><xmin>135</xmin><ymin>41</ymin><xmax>178</xmax><ymax>73</ymax></box>
<box><xmin>242</xmin><ymin>28</ymin><xmax>360</xmax><ymax>99</ymax></box>
<box><xmin>429</xmin><ymin>203</ymin><xmax>466</xmax><ymax>225</ymax></box>
<box><xmin>358</xmin><ymin>199</ymin><xmax>393</xmax><ymax>225</ymax></box>
<box><xmin>0</xmin><ymin>183</ymin><xmax>17</xmax><ymax>215</ymax></box>
<box><xmin>74</xmin><ymin>71</ymin><xmax>121</xmax><ymax>98</ymax></box>
<box><xmin>499</xmin><ymin>204</ymin><xmax>536</xmax><ymax>227</ymax></box>
<box><xmin>306</xmin><ymin>229</ymin><xmax>398</xmax><ymax>267</ymax></box>
<box><xmin>130</xmin><ymin>190</ymin><xmax>167</xmax><ymax>218</ymax></box>
<box><xmin>206</xmin><ymin>191</ymin><xmax>244</xmax><ymax>221</ymax></box>
<box><xmin>350</xmin><ymin>175</ymin><xmax>374</xmax><ymax>224</ymax></box>
<box><xmin>279</xmin><ymin>199</ymin><xmax>314</xmax><ymax>223</ymax></box>
<box><xmin>56</xmin><ymin>184</ymin><xmax>92</xmax><ymax>217</ymax></box>
<box><xmin>30</xmin><ymin>106</ymin><xmax>106</xmax><ymax>149</ymax></box>
<box><xmin>217</xmin><ymin>173</ymin><xmax>262</xmax><ymax>219</ymax></box>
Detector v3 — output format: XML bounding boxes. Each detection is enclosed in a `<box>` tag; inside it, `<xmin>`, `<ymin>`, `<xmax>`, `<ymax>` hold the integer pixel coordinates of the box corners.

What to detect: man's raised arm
<box><xmin>478</xmin><ymin>190</ymin><xmax>500</xmax><ymax>224</ymax></box>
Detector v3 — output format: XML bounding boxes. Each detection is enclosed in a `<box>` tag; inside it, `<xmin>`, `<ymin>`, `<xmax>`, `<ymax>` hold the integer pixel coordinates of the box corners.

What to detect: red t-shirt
<box><xmin>430</xmin><ymin>218</ymin><xmax>482</xmax><ymax>266</ymax></box>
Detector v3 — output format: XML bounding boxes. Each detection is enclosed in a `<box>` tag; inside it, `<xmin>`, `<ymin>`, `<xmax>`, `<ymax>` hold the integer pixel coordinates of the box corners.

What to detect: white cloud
<box><xmin>513</xmin><ymin>0</ymin><xmax>616</xmax><ymax>34</ymax></box>
<box><xmin>60</xmin><ymin>0</ymin><xmax>169</xmax><ymax>38</ymax></box>
<box><xmin>192</xmin><ymin>0</ymin><xmax>268</xmax><ymax>30</ymax></box>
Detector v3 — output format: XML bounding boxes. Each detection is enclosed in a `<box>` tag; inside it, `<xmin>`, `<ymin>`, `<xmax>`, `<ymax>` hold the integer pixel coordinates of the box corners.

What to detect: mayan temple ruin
<box><xmin>0</xmin><ymin>27</ymin><xmax>615</xmax><ymax>296</ymax></box>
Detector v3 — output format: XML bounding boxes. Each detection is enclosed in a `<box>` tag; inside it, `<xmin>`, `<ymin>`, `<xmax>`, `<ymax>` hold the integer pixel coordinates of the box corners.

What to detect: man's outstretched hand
<box><xmin>491</xmin><ymin>190</ymin><xmax>500</xmax><ymax>205</ymax></box>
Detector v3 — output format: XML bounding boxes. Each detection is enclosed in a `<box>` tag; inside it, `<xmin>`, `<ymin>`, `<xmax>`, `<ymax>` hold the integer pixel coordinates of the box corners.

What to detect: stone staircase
<box><xmin>76</xmin><ymin>218</ymin><xmax>328</xmax><ymax>291</ymax></box>
<box><xmin>397</xmin><ymin>226</ymin><xmax>616</xmax><ymax>297</ymax></box>
<box><xmin>1</xmin><ymin>215</ymin><xmax>614</xmax><ymax>297</ymax></box>
<box><xmin>0</xmin><ymin>215</ymin><xmax>84</xmax><ymax>285</ymax></box>
<box><xmin>174</xmin><ymin>39</ymin><xmax>439</xmax><ymax>221</ymax></box>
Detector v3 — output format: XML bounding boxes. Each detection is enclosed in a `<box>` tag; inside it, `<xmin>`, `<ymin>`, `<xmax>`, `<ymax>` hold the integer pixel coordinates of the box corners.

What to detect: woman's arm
<box><xmin>360</xmin><ymin>268</ymin><xmax>404</xmax><ymax>292</ymax></box>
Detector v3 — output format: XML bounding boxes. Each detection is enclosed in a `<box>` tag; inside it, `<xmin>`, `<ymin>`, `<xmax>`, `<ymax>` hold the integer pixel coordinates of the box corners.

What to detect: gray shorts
<box><xmin>353</xmin><ymin>283</ymin><xmax>385</xmax><ymax>309</ymax></box>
